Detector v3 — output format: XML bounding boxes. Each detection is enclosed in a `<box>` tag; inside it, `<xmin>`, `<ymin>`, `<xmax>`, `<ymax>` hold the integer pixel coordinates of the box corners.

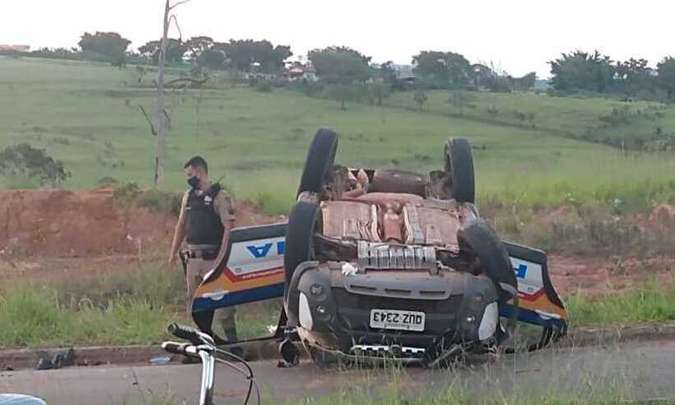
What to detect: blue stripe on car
<box><xmin>192</xmin><ymin>283</ymin><xmax>285</xmax><ymax>313</ymax></box>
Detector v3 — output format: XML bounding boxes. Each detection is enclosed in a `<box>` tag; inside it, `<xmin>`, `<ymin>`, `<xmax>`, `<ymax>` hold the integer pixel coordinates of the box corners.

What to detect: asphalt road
<box><xmin>2</xmin><ymin>340</ymin><xmax>675</xmax><ymax>405</ymax></box>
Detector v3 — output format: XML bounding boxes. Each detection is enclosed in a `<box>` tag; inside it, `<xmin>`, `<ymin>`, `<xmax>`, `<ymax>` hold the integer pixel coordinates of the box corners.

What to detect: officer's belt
<box><xmin>185</xmin><ymin>245</ymin><xmax>219</xmax><ymax>260</ymax></box>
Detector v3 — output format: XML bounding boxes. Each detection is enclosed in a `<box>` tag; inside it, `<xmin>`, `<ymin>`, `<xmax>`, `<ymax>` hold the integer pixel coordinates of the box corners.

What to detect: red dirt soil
<box><xmin>0</xmin><ymin>189</ymin><xmax>671</xmax><ymax>296</ymax></box>
<box><xmin>549</xmin><ymin>255</ymin><xmax>673</xmax><ymax>296</ymax></box>
<box><xmin>0</xmin><ymin>188</ymin><xmax>280</xmax><ymax>258</ymax></box>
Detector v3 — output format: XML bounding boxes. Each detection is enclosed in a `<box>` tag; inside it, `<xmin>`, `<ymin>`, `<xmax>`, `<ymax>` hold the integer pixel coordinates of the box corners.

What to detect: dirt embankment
<box><xmin>0</xmin><ymin>189</ymin><xmax>671</xmax><ymax>296</ymax></box>
<box><xmin>0</xmin><ymin>188</ymin><xmax>169</xmax><ymax>257</ymax></box>
<box><xmin>0</xmin><ymin>188</ymin><xmax>279</xmax><ymax>258</ymax></box>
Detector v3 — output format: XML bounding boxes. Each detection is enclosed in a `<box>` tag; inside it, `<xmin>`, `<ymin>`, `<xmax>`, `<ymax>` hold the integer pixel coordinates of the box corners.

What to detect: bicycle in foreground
<box><xmin>161</xmin><ymin>323</ymin><xmax>260</xmax><ymax>405</ymax></box>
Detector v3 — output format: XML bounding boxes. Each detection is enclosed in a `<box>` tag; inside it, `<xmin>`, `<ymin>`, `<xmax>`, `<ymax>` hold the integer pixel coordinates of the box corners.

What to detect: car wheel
<box><xmin>283</xmin><ymin>201</ymin><xmax>321</xmax><ymax>291</ymax></box>
<box><xmin>444</xmin><ymin>138</ymin><xmax>475</xmax><ymax>203</ymax></box>
<box><xmin>458</xmin><ymin>219</ymin><xmax>516</xmax><ymax>303</ymax></box>
<box><xmin>297</xmin><ymin>128</ymin><xmax>338</xmax><ymax>196</ymax></box>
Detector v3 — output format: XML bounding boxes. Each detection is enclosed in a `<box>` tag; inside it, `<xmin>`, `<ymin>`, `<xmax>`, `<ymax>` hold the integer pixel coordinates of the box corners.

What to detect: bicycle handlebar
<box><xmin>161</xmin><ymin>323</ymin><xmax>259</xmax><ymax>405</ymax></box>
<box><xmin>167</xmin><ymin>322</ymin><xmax>203</xmax><ymax>345</ymax></box>
<box><xmin>161</xmin><ymin>341</ymin><xmax>192</xmax><ymax>356</ymax></box>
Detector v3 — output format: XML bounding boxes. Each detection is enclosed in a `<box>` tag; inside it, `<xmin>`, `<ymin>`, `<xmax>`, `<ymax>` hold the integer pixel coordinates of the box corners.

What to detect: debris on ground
<box><xmin>34</xmin><ymin>348</ymin><xmax>74</xmax><ymax>371</ymax></box>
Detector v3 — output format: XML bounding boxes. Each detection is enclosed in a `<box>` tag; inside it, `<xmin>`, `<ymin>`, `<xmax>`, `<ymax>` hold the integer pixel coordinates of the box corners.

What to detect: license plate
<box><xmin>369</xmin><ymin>309</ymin><xmax>425</xmax><ymax>332</ymax></box>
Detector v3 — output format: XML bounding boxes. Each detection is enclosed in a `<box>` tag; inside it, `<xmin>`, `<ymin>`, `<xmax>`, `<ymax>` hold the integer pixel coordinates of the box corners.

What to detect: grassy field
<box><xmin>1</xmin><ymin>262</ymin><xmax>672</xmax><ymax>348</ymax></box>
<box><xmin>0</xmin><ymin>259</ymin><xmax>183</xmax><ymax>348</ymax></box>
<box><xmin>387</xmin><ymin>89</ymin><xmax>675</xmax><ymax>146</ymax></box>
<box><xmin>2</xmin><ymin>56</ymin><xmax>675</xmax><ymax>215</ymax></box>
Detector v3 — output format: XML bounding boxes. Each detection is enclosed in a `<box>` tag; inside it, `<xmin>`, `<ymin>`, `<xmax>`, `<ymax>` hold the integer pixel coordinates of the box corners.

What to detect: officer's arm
<box><xmin>168</xmin><ymin>192</ymin><xmax>189</xmax><ymax>264</ymax></box>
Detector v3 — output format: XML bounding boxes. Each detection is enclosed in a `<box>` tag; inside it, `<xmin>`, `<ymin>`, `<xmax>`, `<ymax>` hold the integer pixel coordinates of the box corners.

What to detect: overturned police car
<box><xmin>190</xmin><ymin>128</ymin><xmax>568</xmax><ymax>366</ymax></box>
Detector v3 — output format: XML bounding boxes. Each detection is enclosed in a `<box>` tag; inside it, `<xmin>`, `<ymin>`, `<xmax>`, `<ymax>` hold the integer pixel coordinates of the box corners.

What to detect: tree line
<box><xmin>549</xmin><ymin>50</ymin><xmax>675</xmax><ymax>101</ymax></box>
<box><xmin>6</xmin><ymin>31</ymin><xmax>675</xmax><ymax>103</ymax></box>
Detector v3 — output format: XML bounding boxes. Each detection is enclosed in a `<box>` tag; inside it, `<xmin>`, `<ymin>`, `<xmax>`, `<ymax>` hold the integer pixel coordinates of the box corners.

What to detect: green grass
<box><xmin>567</xmin><ymin>280</ymin><xmax>675</xmax><ymax>327</ymax></box>
<box><xmin>1</xmin><ymin>270</ymin><xmax>673</xmax><ymax>348</ymax></box>
<box><xmin>2</xmin><ymin>56</ymin><xmax>675</xmax><ymax>216</ymax></box>
<box><xmin>0</xmin><ymin>257</ymin><xmax>282</xmax><ymax>348</ymax></box>
<box><xmin>387</xmin><ymin>89</ymin><xmax>675</xmax><ymax>146</ymax></box>
<box><xmin>0</xmin><ymin>285</ymin><xmax>175</xmax><ymax>348</ymax></box>
<box><xmin>0</xmin><ymin>258</ymin><xmax>182</xmax><ymax>348</ymax></box>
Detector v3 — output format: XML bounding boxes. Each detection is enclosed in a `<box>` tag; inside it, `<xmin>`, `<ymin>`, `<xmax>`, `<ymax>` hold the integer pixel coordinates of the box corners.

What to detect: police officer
<box><xmin>168</xmin><ymin>156</ymin><xmax>237</xmax><ymax>342</ymax></box>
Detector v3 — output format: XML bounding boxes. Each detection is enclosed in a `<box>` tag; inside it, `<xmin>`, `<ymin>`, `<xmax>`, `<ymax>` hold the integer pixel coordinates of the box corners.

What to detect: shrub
<box><xmin>96</xmin><ymin>176</ymin><xmax>119</xmax><ymax>187</ymax></box>
<box><xmin>137</xmin><ymin>189</ymin><xmax>183</xmax><ymax>217</ymax></box>
<box><xmin>112</xmin><ymin>182</ymin><xmax>142</xmax><ymax>204</ymax></box>
<box><xmin>254</xmin><ymin>191</ymin><xmax>292</xmax><ymax>216</ymax></box>
<box><xmin>598</xmin><ymin>106</ymin><xmax>633</xmax><ymax>126</ymax></box>
<box><xmin>0</xmin><ymin>143</ymin><xmax>70</xmax><ymax>186</ymax></box>
<box><xmin>112</xmin><ymin>182</ymin><xmax>182</xmax><ymax>217</ymax></box>
<box><xmin>254</xmin><ymin>80</ymin><xmax>273</xmax><ymax>93</ymax></box>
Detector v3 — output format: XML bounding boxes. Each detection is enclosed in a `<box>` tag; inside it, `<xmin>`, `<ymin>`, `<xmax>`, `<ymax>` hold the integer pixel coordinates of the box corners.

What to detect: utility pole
<box><xmin>153</xmin><ymin>0</ymin><xmax>190</xmax><ymax>186</ymax></box>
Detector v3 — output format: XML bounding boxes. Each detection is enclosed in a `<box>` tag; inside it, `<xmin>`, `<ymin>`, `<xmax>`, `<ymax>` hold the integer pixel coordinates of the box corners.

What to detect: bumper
<box><xmin>289</xmin><ymin>263</ymin><xmax>500</xmax><ymax>359</ymax></box>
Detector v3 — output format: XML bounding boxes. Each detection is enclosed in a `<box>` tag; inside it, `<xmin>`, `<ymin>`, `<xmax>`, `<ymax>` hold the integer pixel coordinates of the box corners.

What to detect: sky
<box><xmin>1</xmin><ymin>0</ymin><xmax>674</xmax><ymax>78</ymax></box>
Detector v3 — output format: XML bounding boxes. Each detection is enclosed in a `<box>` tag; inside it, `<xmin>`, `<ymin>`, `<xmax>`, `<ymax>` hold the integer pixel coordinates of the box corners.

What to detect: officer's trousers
<box><xmin>186</xmin><ymin>257</ymin><xmax>238</xmax><ymax>342</ymax></box>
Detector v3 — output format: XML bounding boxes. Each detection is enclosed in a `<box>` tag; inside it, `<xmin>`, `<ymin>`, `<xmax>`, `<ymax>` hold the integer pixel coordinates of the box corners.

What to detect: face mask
<box><xmin>187</xmin><ymin>176</ymin><xmax>200</xmax><ymax>189</ymax></box>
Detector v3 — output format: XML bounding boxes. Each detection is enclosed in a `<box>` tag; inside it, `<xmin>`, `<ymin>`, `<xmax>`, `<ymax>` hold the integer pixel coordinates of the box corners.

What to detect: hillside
<box><xmin>387</xmin><ymin>90</ymin><xmax>675</xmax><ymax>148</ymax></box>
<box><xmin>1</xmin><ymin>56</ymin><xmax>675</xmax><ymax>214</ymax></box>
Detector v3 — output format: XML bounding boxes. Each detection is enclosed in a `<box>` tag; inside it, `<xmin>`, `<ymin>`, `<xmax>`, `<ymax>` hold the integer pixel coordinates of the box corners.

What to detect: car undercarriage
<box><xmin>190</xmin><ymin>128</ymin><xmax>569</xmax><ymax>367</ymax></box>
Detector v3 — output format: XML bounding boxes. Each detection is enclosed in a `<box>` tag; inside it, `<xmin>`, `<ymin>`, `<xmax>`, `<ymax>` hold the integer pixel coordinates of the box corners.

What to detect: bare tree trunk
<box><xmin>153</xmin><ymin>0</ymin><xmax>171</xmax><ymax>186</ymax></box>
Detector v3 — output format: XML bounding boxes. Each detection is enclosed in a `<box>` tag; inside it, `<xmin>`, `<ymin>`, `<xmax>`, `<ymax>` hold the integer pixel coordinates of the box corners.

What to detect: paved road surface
<box><xmin>2</xmin><ymin>340</ymin><xmax>675</xmax><ymax>404</ymax></box>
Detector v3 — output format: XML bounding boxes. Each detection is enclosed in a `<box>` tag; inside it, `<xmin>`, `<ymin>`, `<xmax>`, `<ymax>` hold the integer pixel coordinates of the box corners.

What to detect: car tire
<box><xmin>444</xmin><ymin>138</ymin><xmax>475</xmax><ymax>203</ymax></box>
<box><xmin>297</xmin><ymin>128</ymin><xmax>338</xmax><ymax>196</ymax></box>
<box><xmin>458</xmin><ymin>219</ymin><xmax>516</xmax><ymax>303</ymax></box>
<box><xmin>283</xmin><ymin>201</ymin><xmax>321</xmax><ymax>287</ymax></box>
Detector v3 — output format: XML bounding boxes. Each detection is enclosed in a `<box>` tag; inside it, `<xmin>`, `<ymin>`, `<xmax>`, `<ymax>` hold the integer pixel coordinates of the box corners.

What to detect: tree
<box><xmin>308</xmin><ymin>46</ymin><xmax>371</xmax><ymax>109</ymax></box>
<box><xmin>184</xmin><ymin>36</ymin><xmax>214</xmax><ymax>60</ymax></box>
<box><xmin>197</xmin><ymin>48</ymin><xmax>226</xmax><ymax>70</ymax></box>
<box><xmin>0</xmin><ymin>144</ymin><xmax>70</xmax><ymax>186</ymax></box>
<box><xmin>657</xmin><ymin>57</ymin><xmax>675</xmax><ymax>101</ymax></box>
<box><xmin>138</xmin><ymin>38</ymin><xmax>187</xmax><ymax>64</ymax></box>
<box><xmin>412</xmin><ymin>51</ymin><xmax>472</xmax><ymax>89</ymax></box>
<box><xmin>377</xmin><ymin>61</ymin><xmax>398</xmax><ymax>86</ymax></box>
<box><xmin>471</xmin><ymin>63</ymin><xmax>495</xmax><ymax>89</ymax></box>
<box><xmin>270</xmin><ymin>45</ymin><xmax>292</xmax><ymax>73</ymax></box>
<box><xmin>78</xmin><ymin>32</ymin><xmax>131</xmax><ymax>65</ymax></box>
<box><xmin>549</xmin><ymin>50</ymin><xmax>615</xmax><ymax>92</ymax></box>
<box><xmin>151</xmin><ymin>0</ymin><xmax>191</xmax><ymax>186</ymax></box>
<box><xmin>309</xmin><ymin>46</ymin><xmax>371</xmax><ymax>83</ymax></box>
<box><xmin>221</xmin><ymin>40</ymin><xmax>292</xmax><ymax>73</ymax></box>
<box><xmin>615</xmin><ymin>58</ymin><xmax>653</xmax><ymax>97</ymax></box>
<box><xmin>470</xmin><ymin>63</ymin><xmax>516</xmax><ymax>92</ymax></box>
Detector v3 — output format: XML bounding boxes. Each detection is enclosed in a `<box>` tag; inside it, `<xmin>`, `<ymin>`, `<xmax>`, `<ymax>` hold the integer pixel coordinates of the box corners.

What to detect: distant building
<box><xmin>285</xmin><ymin>62</ymin><xmax>317</xmax><ymax>82</ymax></box>
<box><xmin>0</xmin><ymin>44</ymin><xmax>30</xmax><ymax>52</ymax></box>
